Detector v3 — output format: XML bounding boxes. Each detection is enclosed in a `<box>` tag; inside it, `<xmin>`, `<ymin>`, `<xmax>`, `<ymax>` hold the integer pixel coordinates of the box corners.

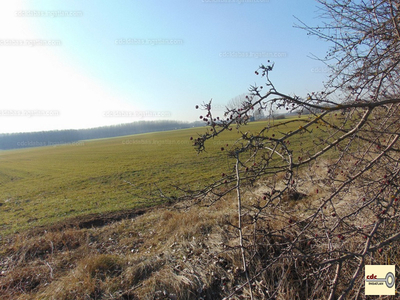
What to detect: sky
<box><xmin>0</xmin><ymin>0</ymin><xmax>331</xmax><ymax>134</ymax></box>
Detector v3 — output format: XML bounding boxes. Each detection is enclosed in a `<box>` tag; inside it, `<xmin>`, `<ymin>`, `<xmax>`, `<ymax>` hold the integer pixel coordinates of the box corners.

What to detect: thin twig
<box><xmin>235</xmin><ymin>153</ymin><xmax>254</xmax><ymax>300</ymax></box>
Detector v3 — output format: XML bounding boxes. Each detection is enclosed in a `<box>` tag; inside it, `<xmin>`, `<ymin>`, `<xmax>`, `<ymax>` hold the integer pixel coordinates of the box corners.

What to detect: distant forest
<box><xmin>0</xmin><ymin>120</ymin><xmax>204</xmax><ymax>150</ymax></box>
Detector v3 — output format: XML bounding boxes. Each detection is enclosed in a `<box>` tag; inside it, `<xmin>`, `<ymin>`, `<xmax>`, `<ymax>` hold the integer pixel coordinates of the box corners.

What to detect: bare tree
<box><xmin>187</xmin><ymin>1</ymin><xmax>400</xmax><ymax>298</ymax></box>
<box><xmin>226</xmin><ymin>93</ymin><xmax>249</xmax><ymax>111</ymax></box>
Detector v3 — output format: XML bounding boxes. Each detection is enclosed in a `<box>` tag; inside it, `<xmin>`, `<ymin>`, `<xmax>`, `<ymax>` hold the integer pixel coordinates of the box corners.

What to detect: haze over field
<box><xmin>0</xmin><ymin>0</ymin><xmax>329</xmax><ymax>134</ymax></box>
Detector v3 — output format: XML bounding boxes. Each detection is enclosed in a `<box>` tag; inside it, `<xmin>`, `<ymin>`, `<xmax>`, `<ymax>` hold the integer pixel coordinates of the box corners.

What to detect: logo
<box><xmin>365</xmin><ymin>265</ymin><xmax>395</xmax><ymax>295</ymax></box>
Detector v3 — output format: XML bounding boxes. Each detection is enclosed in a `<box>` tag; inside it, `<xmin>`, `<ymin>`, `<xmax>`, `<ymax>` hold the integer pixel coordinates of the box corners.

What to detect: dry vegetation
<box><xmin>1</xmin><ymin>160</ymin><xmax>399</xmax><ymax>299</ymax></box>
<box><xmin>2</xmin><ymin>1</ymin><xmax>400</xmax><ymax>298</ymax></box>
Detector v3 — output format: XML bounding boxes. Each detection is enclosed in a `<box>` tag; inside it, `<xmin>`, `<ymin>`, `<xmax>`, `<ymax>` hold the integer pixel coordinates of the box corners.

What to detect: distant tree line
<box><xmin>0</xmin><ymin>120</ymin><xmax>204</xmax><ymax>150</ymax></box>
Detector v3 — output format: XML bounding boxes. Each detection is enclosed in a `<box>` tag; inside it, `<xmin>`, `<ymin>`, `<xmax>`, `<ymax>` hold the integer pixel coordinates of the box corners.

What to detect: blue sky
<box><xmin>0</xmin><ymin>0</ymin><xmax>330</xmax><ymax>134</ymax></box>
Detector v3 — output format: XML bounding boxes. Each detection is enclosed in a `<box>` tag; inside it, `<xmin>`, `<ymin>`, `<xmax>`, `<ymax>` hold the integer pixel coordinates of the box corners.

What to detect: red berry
<box><xmin>378</xmin><ymin>248</ymin><xmax>383</xmax><ymax>254</ymax></box>
<box><xmin>190</xmin><ymin>137</ymin><xmax>193</xmax><ymax>140</ymax></box>
<box><xmin>331</xmin><ymin>213</ymin><xmax>336</xmax><ymax>217</ymax></box>
<box><xmin>263</xmin><ymin>196</ymin><xmax>267</xmax><ymax>200</ymax></box>
<box><xmin>221</xmin><ymin>147</ymin><xmax>224</xmax><ymax>151</ymax></box>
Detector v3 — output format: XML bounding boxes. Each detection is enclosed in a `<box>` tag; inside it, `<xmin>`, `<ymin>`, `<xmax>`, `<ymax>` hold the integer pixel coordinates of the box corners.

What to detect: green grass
<box><xmin>0</xmin><ymin>117</ymin><xmax>325</xmax><ymax>235</ymax></box>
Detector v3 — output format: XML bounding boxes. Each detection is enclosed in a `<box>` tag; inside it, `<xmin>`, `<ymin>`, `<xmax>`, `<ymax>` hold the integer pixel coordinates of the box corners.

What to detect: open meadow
<box><xmin>0</xmin><ymin>117</ymin><xmax>322</xmax><ymax>236</ymax></box>
<box><xmin>1</xmin><ymin>114</ymin><xmax>398</xmax><ymax>299</ymax></box>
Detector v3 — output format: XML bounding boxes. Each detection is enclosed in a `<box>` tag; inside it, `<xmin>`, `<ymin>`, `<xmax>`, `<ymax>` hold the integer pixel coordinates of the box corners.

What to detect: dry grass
<box><xmin>0</xmin><ymin>198</ymin><xmax>239</xmax><ymax>299</ymax></box>
<box><xmin>1</xmin><ymin>160</ymin><xmax>399</xmax><ymax>299</ymax></box>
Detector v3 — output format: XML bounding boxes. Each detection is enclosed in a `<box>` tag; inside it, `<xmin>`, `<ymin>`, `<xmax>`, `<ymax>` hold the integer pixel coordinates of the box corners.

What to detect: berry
<box><xmin>195</xmin><ymin>105</ymin><xmax>199</xmax><ymax>109</ymax></box>
<box><xmin>221</xmin><ymin>147</ymin><xmax>224</xmax><ymax>151</ymax></box>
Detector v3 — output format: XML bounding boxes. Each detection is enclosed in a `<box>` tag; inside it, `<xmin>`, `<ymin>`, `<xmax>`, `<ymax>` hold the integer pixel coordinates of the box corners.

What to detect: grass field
<box><xmin>0</xmin><ymin>117</ymin><xmax>325</xmax><ymax>236</ymax></box>
<box><xmin>3</xmin><ymin>115</ymin><xmax>383</xmax><ymax>300</ymax></box>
